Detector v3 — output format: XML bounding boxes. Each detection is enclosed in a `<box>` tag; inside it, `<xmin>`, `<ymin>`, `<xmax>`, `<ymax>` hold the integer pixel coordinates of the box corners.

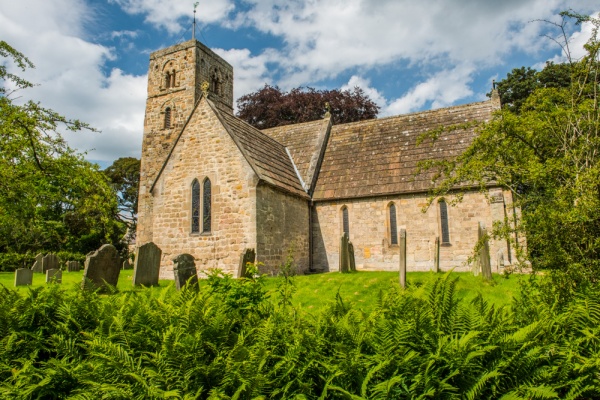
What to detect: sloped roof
<box><xmin>261</xmin><ymin>118</ymin><xmax>331</xmax><ymax>193</ymax></box>
<box><xmin>208</xmin><ymin>101</ymin><xmax>309</xmax><ymax>198</ymax></box>
<box><xmin>312</xmin><ymin>100</ymin><xmax>496</xmax><ymax>201</ymax></box>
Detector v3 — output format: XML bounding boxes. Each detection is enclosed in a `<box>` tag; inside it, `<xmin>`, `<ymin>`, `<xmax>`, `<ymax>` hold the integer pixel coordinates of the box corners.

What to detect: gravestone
<box><xmin>66</xmin><ymin>261</ymin><xmax>80</xmax><ymax>272</ymax></box>
<box><xmin>46</xmin><ymin>269</ymin><xmax>62</xmax><ymax>284</ymax></box>
<box><xmin>433</xmin><ymin>236</ymin><xmax>440</xmax><ymax>273</ymax></box>
<box><xmin>81</xmin><ymin>244</ymin><xmax>121</xmax><ymax>291</ymax></box>
<box><xmin>31</xmin><ymin>253</ymin><xmax>44</xmax><ymax>273</ymax></box>
<box><xmin>14</xmin><ymin>268</ymin><xmax>33</xmax><ymax>286</ymax></box>
<box><xmin>133</xmin><ymin>242</ymin><xmax>162</xmax><ymax>286</ymax></box>
<box><xmin>237</xmin><ymin>248</ymin><xmax>256</xmax><ymax>278</ymax></box>
<box><xmin>42</xmin><ymin>254</ymin><xmax>59</xmax><ymax>273</ymax></box>
<box><xmin>347</xmin><ymin>242</ymin><xmax>356</xmax><ymax>272</ymax></box>
<box><xmin>172</xmin><ymin>253</ymin><xmax>198</xmax><ymax>290</ymax></box>
<box><xmin>399</xmin><ymin>229</ymin><xmax>407</xmax><ymax>289</ymax></box>
<box><xmin>478</xmin><ymin>222</ymin><xmax>492</xmax><ymax>281</ymax></box>
<box><xmin>122</xmin><ymin>259</ymin><xmax>133</xmax><ymax>270</ymax></box>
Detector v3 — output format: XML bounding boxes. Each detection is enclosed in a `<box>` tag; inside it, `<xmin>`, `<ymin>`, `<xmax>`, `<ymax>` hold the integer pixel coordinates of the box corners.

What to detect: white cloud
<box><xmin>109</xmin><ymin>0</ymin><xmax>235</xmax><ymax>33</ymax></box>
<box><xmin>0</xmin><ymin>0</ymin><xmax>147</xmax><ymax>163</ymax></box>
<box><xmin>341</xmin><ymin>75</ymin><xmax>386</xmax><ymax>109</ymax></box>
<box><xmin>386</xmin><ymin>65</ymin><xmax>475</xmax><ymax>115</ymax></box>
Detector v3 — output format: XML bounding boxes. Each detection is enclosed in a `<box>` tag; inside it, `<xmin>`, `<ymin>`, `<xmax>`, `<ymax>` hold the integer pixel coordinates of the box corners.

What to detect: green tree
<box><xmin>422</xmin><ymin>13</ymin><xmax>600</xmax><ymax>278</ymax></box>
<box><xmin>0</xmin><ymin>41</ymin><xmax>124</xmax><ymax>256</ymax></box>
<box><xmin>104</xmin><ymin>157</ymin><xmax>140</xmax><ymax>240</ymax></box>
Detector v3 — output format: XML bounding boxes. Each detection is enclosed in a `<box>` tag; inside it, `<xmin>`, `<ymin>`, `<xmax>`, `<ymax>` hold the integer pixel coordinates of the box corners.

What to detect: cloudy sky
<box><xmin>0</xmin><ymin>1</ymin><xmax>598</xmax><ymax>168</ymax></box>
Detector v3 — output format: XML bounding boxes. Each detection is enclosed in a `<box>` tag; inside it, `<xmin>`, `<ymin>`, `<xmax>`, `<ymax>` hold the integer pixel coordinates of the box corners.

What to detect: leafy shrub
<box><xmin>1</xmin><ymin>272</ymin><xmax>600</xmax><ymax>399</ymax></box>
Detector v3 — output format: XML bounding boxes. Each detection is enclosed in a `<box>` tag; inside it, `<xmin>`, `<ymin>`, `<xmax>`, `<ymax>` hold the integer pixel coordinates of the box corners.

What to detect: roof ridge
<box><xmin>333</xmin><ymin>98</ymin><xmax>494</xmax><ymax>129</ymax></box>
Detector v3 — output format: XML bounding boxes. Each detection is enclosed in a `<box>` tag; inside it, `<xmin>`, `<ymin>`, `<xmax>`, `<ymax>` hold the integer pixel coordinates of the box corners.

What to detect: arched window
<box><xmin>191</xmin><ymin>179</ymin><xmax>200</xmax><ymax>233</ymax></box>
<box><xmin>164</xmin><ymin>107</ymin><xmax>172</xmax><ymax>129</ymax></box>
<box><xmin>439</xmin><ymin>200</ymin><xmax>450</xmax><ymax>244</ymax></box>
<box><xmin>389</xmin><ymin>203</ymin><xmax>398</xmax><ymax>245</ymax></box>
<box><xmin>202</xmin><ymin>178</ymin><xmax>211</xmax><ymax>233</ymax></box>
<box><xmin>170</xmin><ymin>70</ymin><xmax>176</xmax><ymax>87</ymax></box>
<box><xmin>341</xmin><ymin>206</ymin><xmax>349</xmax><ymax>236</ymax></box>
<box><xmin>165</xmin><ymin>71</ymin><xmax>171</xmax><ymax>89</ymax></box>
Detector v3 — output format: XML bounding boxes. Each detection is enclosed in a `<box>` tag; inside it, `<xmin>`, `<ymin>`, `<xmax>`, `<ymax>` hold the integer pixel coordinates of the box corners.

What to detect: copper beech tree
<box><xmin>236</xmin><ymin>85</ymin><xmax>380</xmax><ymax>129</ymax></box>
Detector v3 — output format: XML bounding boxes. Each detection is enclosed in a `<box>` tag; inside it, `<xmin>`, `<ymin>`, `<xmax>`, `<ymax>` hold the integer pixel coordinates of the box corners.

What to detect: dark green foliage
<box><xmin>0</xmin><ymin>41</ymin><xmax>125</xmax><ymax>257</ymax></box>
<box><xmin>1</xmin><ymin>272</ymin><xmax>600</xmax><ymax>399</ymax></box>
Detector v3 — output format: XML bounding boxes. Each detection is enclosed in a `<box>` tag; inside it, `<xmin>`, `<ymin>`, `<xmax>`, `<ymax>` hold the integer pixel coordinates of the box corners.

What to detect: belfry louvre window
<box><xmin>191</xmin><ymin>179</ymin><xmax>200</xmax><ymax>233</ymax></box>
<box><xmin>202</xmin><ymin>178</ymin><xmax>211</xmax><ymax>233</ymax></box>
<box><xmin>342</xmin><ymin>206</ymin><xmax>349</xmax><ymax>236</ymax></box>
<box><xmin>164</xmin><ymin>107</ymin><xmax>172</xmax><ymax>129</ymax></box>
<box><xmin>439</xmin><ymin>200</ymin><xmax>450</xmax><ymax>244</ymax></box>
<box><xmin>389</xmin><ymin>203</ymin><xmax>398</xmax><ymax>245</ymax></box>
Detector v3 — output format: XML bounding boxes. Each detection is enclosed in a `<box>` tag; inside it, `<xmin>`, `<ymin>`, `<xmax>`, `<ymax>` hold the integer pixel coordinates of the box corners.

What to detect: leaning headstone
<box><xmin>42</xmin><ymin>254</ymin><xmax>59</xmax><ymax>273</ymax></box>
<box><xmin>31</xmin><ymin>253</ymin><xmax>44</xmax><ymax>273</ymax></box>
<box><xmin>339</xmin><ymin>233</ymin><xmax>350</xmax><ymax>273</ymax></box>
<box><xmin>81</xmin><ymin>244</ymin><xmax>121</xmax><ymax>291</ymax></box>
<box><xmin>348</xmin><ymin>241</ymin><xmax>356</xmax><ymax>272</ymax></box>
<box><xmin>237</xmin><ymin>248</ymin><xmax>256</xmax><ymax>278</ymax></box>
<box><xmin>399</xmin><ymin>229</ymin><xmax>407</xmax><ymax>289</ymax></box>
<box><xmin>14</xmin><ymin>268</ymin><xmax>33</xmax><ymax>286</ymax></box>
<box><xmin>133</xmin><ymin>242</ymin><xmax>162</xmax><ymax>286</ymax></box>
<box><xmin>433</xmin><ymin>236</ymin><xmax>440</xmax><ymax>273</ymax></box>
<box><xmin>478</xmin><ymin>222</ymin><xmax>492</xmax><ymax>281</ymax></box>
<box><xmin>122</xmin><ymin>259</ymin><xmax>133</xmax><ymax>270</ymax></box>
<box><xmin>172</xmin><ymin>254</ymin><xmax>198</xmax><ymax>291</ymax></box>
<box><xmin>46</xmin><ymin>269</ymin><xmax>62</xmax><ymax>284</ymax></box>
<box><xmin>66</xmin><ymin>261</ymin><xmax>80</xmax><ymax>272</ymax></box>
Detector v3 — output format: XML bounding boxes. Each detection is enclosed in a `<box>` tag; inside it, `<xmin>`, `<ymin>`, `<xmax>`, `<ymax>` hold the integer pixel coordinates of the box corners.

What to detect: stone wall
<box><xmin>256</xmin><ymin>183</ymin><xmax>310</xmax><ymax>275</ymax></box>
<box><xmin>312</xmin><ymin>189</ymin><xmax>517</xmax><ymax>272</ymax></box>
<box><xmin>150</xmin><ymin>98</ymin><xmax>258</xmax><ymax>278</ymax></box>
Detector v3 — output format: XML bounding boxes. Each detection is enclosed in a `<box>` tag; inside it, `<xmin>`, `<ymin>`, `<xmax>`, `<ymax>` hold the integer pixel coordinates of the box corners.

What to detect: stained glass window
<box><xmin>191</xmin><ymin>179</ymin><xmax>200</xmax><ymax>233</ymax></box>
<box><xmin>164</xmin><ymin>107</ymin><xmax>171</xmax><ymax>129</ymax></box>
<box><xmin>202</xmin><ymin>178</ymin><xmax>211</xmax><ymax>233</ymax></box>
<box><xmin>389</xmin><ymin>203</ymin><xmax>398</xmax><ymax>245</ymax></box>
<box><xmin>342</xmin><ymin>206</ymin><xmax>349</xmax><ymax>236</ymax></box>
<box><xmin>440</xmin><ymin>200</ymin><xmax>450</xmax><ymax>244</ymax></box>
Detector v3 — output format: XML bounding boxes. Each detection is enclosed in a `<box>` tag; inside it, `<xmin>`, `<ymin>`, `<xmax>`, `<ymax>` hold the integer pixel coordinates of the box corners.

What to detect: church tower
<box><xmin>137</xmin><ymin>39</ymin><xmax>234</xmax><ymax>243</ymax></box>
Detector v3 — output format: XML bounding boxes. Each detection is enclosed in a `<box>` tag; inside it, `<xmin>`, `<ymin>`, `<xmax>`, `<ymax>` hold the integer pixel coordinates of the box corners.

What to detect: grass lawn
<box><xmin>1</xmin><ymin>268</ymin><xmax>525</xmax><ymax>314</ymax></box>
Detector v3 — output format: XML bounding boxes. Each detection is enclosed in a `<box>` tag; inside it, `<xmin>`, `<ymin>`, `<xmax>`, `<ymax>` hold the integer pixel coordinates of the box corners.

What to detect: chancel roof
<box><xmin>209</xmin><ymin>101</ymin><xmax>309</xmax><ymax>198</ymax></box>
<box><xmin>261</xmin><ymin>118</ymin><xmax>331</xmax><ymax>194</ymax></box>
<box><xmin>311</xmin><ymin>100</ymin><xmax>497</xmax><ymax>200</ymax></box>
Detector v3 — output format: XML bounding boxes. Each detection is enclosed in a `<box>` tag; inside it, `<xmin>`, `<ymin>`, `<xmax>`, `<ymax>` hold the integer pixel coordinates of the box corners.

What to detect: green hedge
<box><xmin>0</xmin><ymin>251</ymin><xmax>86</xmax><ymax>272</ymax></box>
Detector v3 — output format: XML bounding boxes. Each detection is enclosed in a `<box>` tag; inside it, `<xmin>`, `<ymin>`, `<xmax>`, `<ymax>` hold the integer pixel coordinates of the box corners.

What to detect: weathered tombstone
<box><xmin>122</xmin><ymin>259</ymin><xmax>133</xmax><ymax>270</ymax></box>
<box><xmin>66</xmin><ymin>261</ymin><xmax>80</xmax><ymax>272</ymax></box>
<box><xmin>133</xmin><ymin>242</ymin><xmax>162</xmax><ymax>286</ymax></box>
<box><xmin>31</xmin><ymin>253</ymin><xmax>44</xmax><ymax>273</ymax></box>
<box><xmin>348</xmin><ymin>241</ymin><xmax>356</xmax><ymax>272</ymax></box>
<box><xmin>497</xmin><ymin>251</ymin><xmax>505</xmax><ymax>273</ymax></box>
<box><xmin>399</xmin><ymin>229</ymin><xmax>407</xmax><ymax>289</ymax></box>
<box><xmin>14</xmin><ymin>268</ymin><xmax>33</xmax><ymax>286</ymax></box>
<box><xmin>81</xmin><ymin>244</ymin><xmax>121</xmax><ymax>291</ymax></box>
<box><xmin>478</xmin><ymin>222</ymin><xmax>492</xmax><ymax>281</ymax></box>
<box><xmin>237</xmin><ymin>248</ymin><xmax>256</xmax><ymax>278</ymax></box>
<box><xmin>46</xmin><ymin>269</ymin><xmax>62</xmax><ymax>284</ymax></box>
<box><xmin>42</xmin><ymin>254</ymin><xmax>59</xmax><ymax>273</ymax></box>
<box><xmin>172</xmin><ymin>254</ymin><xmax>198</xmax><ymax>290</ymax></box>
<box><xmin>433</xmin><ymin>236</ymin><xmax>440</xmax><ymax>273</ymax></box>
<box><xmin>339</xmin><ymin>233</ymin><xmax>350</xmax><ymax>273</ymax></box>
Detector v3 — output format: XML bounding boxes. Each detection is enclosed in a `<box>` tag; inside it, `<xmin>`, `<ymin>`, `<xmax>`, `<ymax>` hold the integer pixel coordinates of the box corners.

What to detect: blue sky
<box><xmin>0</xmin><ymin>0</ymin><xmax>598</xmax><ymax>168</ymax></box>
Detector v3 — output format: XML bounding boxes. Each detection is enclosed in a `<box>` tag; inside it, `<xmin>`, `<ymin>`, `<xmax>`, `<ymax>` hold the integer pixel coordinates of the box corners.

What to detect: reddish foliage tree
<box><xmin>236</xmin><ymin>85</ymin><xmax>380</xmax><ymax>129</ymax></box>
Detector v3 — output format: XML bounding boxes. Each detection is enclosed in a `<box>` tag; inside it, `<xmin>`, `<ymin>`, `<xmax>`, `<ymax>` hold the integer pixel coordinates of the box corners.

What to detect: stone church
<box><xmin>136</xmin><ymin>39</ymin><xmax>517</xmax><ymax>278</ymax></box>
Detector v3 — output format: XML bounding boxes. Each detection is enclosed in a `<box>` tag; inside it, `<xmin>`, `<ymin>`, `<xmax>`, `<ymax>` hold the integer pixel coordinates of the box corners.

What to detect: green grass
<box><xmin>1</xmin><ymin>269</ymin><xmax>524</xmax><ymax>314</ymax></box>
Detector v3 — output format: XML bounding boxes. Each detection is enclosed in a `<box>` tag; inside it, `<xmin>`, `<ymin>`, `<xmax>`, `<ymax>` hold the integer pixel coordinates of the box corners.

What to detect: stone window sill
<box><xmin>441</xmin><ymin>242</ymin><xmax>452</xmax><ymax>247</ymax></box>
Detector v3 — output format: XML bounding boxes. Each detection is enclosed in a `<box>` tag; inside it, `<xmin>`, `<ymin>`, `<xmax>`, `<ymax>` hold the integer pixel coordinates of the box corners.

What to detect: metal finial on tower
<box><xmin>192</xmin><ymin>2</ymin><xmax>199</xmax><ymax>40</ymax></box>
